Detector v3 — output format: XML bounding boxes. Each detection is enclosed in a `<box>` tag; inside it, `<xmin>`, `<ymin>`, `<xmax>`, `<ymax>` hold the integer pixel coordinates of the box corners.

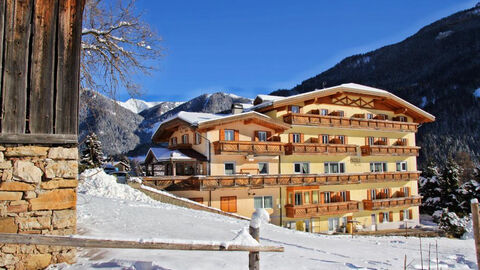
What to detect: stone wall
<box><xmin>0</xmin><ymin>145</ymin><xmax>78</xmax><ymax>270</ymax></box>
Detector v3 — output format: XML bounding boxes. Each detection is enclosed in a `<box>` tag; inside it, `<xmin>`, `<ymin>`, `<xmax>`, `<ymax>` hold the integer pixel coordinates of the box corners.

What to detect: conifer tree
<box><xmin>419</xmin><ymin>161</ymin><xmax>442</xmax><ymax>215</ymax></box>
<box><xmin>459</xmin><ymin>167</ymin><xmax>480</xmax><ymax>212</ymax></box>
<box><xmin>439</xmin><ymin>158</ymin><xmax>463</xmax><ymax>214</ymax></box>
<box><xmin>80</xmin><ymin>133</ymin><xmax>104</xmax><ymax>171</ymax></box>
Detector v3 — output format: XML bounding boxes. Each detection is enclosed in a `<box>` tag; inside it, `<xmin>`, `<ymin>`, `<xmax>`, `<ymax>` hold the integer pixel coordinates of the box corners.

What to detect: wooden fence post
<box><xmin>249</xmin><ymin>225</ymin><xmax>260</xmax><ymax>270</ymax></box>
<box><xmin>471</xmin><ymin>199</ymin><xmax>480</xmax><ymax>268</ymax></box>
<box><xmin>249</xmin><ymin>209</ymin><xmax>270</xmax><ymax>270</ymax></box>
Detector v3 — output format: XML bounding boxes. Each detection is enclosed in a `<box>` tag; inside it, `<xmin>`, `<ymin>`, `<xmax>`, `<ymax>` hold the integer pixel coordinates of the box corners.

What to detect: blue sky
<box><xmin>124</xmin><ymin>0</ymin><xmax>477</xmax><ymax>102</ymax></box>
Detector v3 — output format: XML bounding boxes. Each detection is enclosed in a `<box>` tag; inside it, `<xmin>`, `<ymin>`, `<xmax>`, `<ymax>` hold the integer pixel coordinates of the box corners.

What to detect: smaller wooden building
<box><xmin>144</xmin><ymin>147</ymin><xmax>208</xmax><ymax>176</ymax></box>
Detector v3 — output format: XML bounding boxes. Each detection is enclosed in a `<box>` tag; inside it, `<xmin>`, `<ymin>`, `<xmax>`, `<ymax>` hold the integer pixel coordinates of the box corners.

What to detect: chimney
<box><xmin>231</xmin><ymin>103</ymin><xmax>243</xmax><ymax>115</ymax></box>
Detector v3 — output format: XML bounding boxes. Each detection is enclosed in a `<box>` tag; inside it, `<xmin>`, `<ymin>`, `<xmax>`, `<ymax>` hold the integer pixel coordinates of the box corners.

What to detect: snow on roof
<box><xmin>147</xmin><ymin>147</ymin><xmax>193</xmax><ymax>162</ymax></box>
<box><xmin>256</xmin><ymin>94</ymin><xmax>285</xmax><ymax>102</ymax></box>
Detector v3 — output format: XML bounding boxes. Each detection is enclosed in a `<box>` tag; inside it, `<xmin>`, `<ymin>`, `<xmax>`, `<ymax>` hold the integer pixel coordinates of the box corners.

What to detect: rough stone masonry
<box><xmin>0</xmin><ymin>145</ymin><xmax>78</xmax><ymax>270</ymax></box>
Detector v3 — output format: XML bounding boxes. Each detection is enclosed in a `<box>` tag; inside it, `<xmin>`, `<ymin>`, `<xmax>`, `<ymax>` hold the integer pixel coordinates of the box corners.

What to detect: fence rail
<box><xmin>0</xmin><ymin>233</ymin><xmax>284</xmax><ymax>252</ymax></box>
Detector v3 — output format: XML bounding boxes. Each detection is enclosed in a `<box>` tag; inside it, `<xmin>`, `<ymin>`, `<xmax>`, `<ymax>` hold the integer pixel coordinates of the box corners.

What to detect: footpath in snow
<box><xmin>49</xmin><ymin>169</ymin><xmax>476</xmax><ymax>270</ymax></box>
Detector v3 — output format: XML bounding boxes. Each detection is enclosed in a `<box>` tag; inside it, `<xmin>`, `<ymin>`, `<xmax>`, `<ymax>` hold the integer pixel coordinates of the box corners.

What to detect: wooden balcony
<box><xmin>360</xmin><ymin>145</ymin><xmax>420</xmax><ymax>156</ymax></box>
<box><xmin>213</xmin><ymin>141</ymin><xmax>284</xmax><ymax>155</ymax></box>
<box><xmin>283</xmin><ymin>113</ymin><xmax>418</xmax><ymax>132</ymax></box>
<box><xmin>363</xmin><ymin>196</ymin><xmax>422</xmax><ymax>210</ymax></box>
<box><xmin>142</xmin><ymin>171</ymin><xmax>421</xmax><ymax>191</ymax></box>
<box><xmin>284</xmin><ymin>143</ymin><xmax>357</xmax><ymax>155</ymax></box>
<box><xmin>285</xmin><ymin>201</ymin><xmax>360</xmax><ymax>218</ymax></box>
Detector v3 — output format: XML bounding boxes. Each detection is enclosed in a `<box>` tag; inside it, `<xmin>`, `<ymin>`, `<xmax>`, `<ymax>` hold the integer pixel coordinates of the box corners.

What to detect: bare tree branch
<box><xmin>81</xmin><ymin>0</ymin><xmax>163</xmax><ymax>99</ymax></box>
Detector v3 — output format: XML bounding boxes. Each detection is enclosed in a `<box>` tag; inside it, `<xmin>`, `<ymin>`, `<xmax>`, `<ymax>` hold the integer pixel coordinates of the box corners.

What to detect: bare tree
<box><xmin>81</xmin><ymin>0</ymin><xmax>163</xmax><ymax>98</ymax></box>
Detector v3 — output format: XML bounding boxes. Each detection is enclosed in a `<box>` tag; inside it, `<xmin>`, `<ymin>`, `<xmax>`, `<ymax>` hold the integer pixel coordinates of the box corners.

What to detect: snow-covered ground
<box><xmin>50</xmin><ymin>169</ymin><xmax>476</xmax><ymax>270</ymax></box>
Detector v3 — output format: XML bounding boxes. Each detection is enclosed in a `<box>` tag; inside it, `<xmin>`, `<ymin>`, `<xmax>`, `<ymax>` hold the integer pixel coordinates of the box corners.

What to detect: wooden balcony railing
<box><xmin>360</xmin><ymin>145</ymin><xmax>420</xmax><ymax>156</ymax></box>
<box><xmin>284</xmin><ymin>143</ymin><xmax>357</xmax><ymax>155</ymax></box>
<box><xmin>142</xmin><ymin>171</ymin><xmax>421</xmax><ymax>191</ymax></box>
<box><xmin>285</xmin><ymin>201</ymin><xmax>360</xmax><ymax>218</ymax></box>
<box><xmin>283</xmin><ymin>113</ymin><xmax>418</xmax><ymax>132</ymax></box>
<box><xmin>363</xmin><ymin>196</ymin><xmax>422</xmax><ymax>210</ymax></box>
<box><xmin>213</xmin><ymin>141</ymin><xmax>284</xmax><ymax>155</ymax></box>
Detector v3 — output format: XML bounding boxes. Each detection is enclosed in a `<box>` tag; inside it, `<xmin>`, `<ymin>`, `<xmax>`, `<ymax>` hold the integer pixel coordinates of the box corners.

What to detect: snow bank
<box><xmin>78</xmin><ymin>168</ymin><xmax>154</xmax><ymax>204</ymax></box>
<box><xmin>250</xmin><ymin>208</ymin><xmax>270</xmax><ymax>229</ymax></box>
<box><xmin>223</xmin><ymin>227</ymin><xmax>259</xmax><ymax>248</ymax></box>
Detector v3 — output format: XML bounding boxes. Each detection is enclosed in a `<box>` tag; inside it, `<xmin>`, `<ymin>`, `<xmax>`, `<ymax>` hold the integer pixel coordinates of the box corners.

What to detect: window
<box><xmin>195</xmin><ymin>133</ymin><xmax>202</xmax><ymax>145</ymax></box>
<box><xmin>304</xmin><ymin>192</ymin><xmax>310</xmax><ymax>204</ymax></box>
<box><xmin>320</xmin><ymin>109</ymin><xmax>328</xmax><ymax>116</ymax></box>
<box><xmin>258</xmin><ymin>131</ymin><xmax>267</xmax><ymax>142</ymax></box>
<box><xmin>397</xmin><ymin>116</ymin><xmax>407</xmax><ymax>122</ymax></box>
<box><xmin>337</xmin><ymin>135</ymin><xmax>346</xmax><ymax>144</ymax></box>
<box><xmin>254</xmin><ymin>196</ymin><xmax>273</xmax><ymax>209</ymax></box>
<box><xmin>291</xmin><ymin>106</ymin><xmax>300</xmax><ymax>113</ymax></box>
<box><xmin>370</xmin><ymin>162</ymin><xmax>388</xmax><ymax>172</ymax></box>
<box><xmin>292</xmin><ymin>133</ymin><xmax>301</xmax><ymax>143</ymax></box>
<box><xmin>382</xmin><ymin>212</ymin><xmax>390</xmax><ymax>223</ymax></box>
<box><xmin>404</xmin><ymin>209</ymin><xmax>411</xmax><ymax>219</ymax></box>
<box><xmin>294</xmin><ymin>162</ymin><xmax>309</xmax><ymax>174</ymax></box>
<box><xmin>378</xmin><ymin>114</ymin><xmax>388</xmax><ymax>120</ymax></box>
<box><xmin>366</xmin><ymin>136</ymin><xmax>375</xmax><ymax>145</ymax></box>
<box><xmin>182</xmin><ymin>134</ymin><xmax>189</xmax><ymax>144</ymax></box>
<box><xmin>324</xmin><ymin>162</ymin><xmax>346</xmax><ymax>174</ymax></box>
<box><xmin>337</xmin><ymin>110</ymin><xmax>345</xmax><ymax>117</ymax></box>
<box><xmin>396</xmin><ymin>162</ymin><xmax>408</xmax><ymax>172</ymax></box>
<box><xmin>258</xmin><ymin>162</ymin><xmax>269</xmax><ymax>174</ymax></box>
<box><xmin>312</xmin><ymin>191</ymin><xmax>319</xmax><ymax>204</ymax></box>
<box><xmin>294</xmin><ymin>192</ymin><xmax>302</xmax><ymax>205</ymax></box>
<box><xmin>380</xmin><ymin>137</ymin><xmax>388</xmax><ymax>144</ymax></box>
<box><xmin>224</xmin><ymin>130</ymin><xmax>235</xmax><ymax>141</ymax></box>
<box><xmin>220</xmin><ymin>196</ymin><xmax>237</xmax><ymax>212</ymax></box>
<box><xmin>370</xmin><ymin>189</ymin><xmax>377</xmax><ymax>200</ymax></box>
<box><xmin>328</xmin><ymin>217</ymin><xmax>340</xmax><ymax>231</ymax></box>
<box><xmin>224</xmin><ymin>162</ymin><xmax>235</xmax><ymax>175</ymax></box>
<box><xmin>320</xmin><ymin>135</ymin><xmax>329</xmax><ymax>144</ymax></box>
<box><xmin>171</xmin><ymin>137</ymin><xmax>177</xmax><ymax>146</ymax></box>
<box><xmin>402</xmin><ymin>187</ymin><xmax>410</xmax><ymax>197</ymax></box>
<box><xmin>324</xmin><ymin>192</ymin><xmax>331</xmax><ymax>203</ymax></box>
<box><xmin>340</xmin><ymin>191</ymin><xmax>347</xmax><ymax>202</ymax></box>
<box><xmin>383</xmin><ymin>188</ymin><xmax>390</xmax><ymax>198</ymax></box>
<box><xmin>366</xmin><ymin>113</ymin><xmax>374</xmax><ymax>119</ymax></box>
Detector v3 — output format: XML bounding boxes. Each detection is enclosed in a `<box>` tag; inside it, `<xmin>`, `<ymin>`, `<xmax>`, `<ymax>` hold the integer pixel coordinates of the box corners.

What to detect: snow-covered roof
<box><xmin>147</xmin><ymin>147</ymin><xmax>194</xmax><ymax>162</ymax></box>
<box><xmin>255</xmin><ymin>94</ymin><xmax>285</xmax><ymax>102</ymax></box>
<box><xmin>251</xmin><ymin>83</ymin><xmax>435</xmax><ymax>123</ymax></box>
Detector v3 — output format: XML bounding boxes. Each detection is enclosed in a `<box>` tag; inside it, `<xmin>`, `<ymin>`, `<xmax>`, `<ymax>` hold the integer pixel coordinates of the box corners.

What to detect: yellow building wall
<box><xmin>210</xmin><ymin>155</ymin><xmax>279</xmax><ymax>176</ymax></box>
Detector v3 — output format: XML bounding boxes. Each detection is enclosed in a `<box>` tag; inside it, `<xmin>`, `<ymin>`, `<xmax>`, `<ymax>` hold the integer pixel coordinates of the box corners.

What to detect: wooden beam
<box><xmin>0</xmin><ymin>133</ymin><xmax>77</xmax><ymax>144</ymax></box>
<box><xmin>0</xmin><ymin>233</ymin><xmax>284</xmax><ymax>252</ymax></box>
<box><xmin>394</xmin><ymin>108</ymin><xmax>408</xmax><ymax>114</ymax></box>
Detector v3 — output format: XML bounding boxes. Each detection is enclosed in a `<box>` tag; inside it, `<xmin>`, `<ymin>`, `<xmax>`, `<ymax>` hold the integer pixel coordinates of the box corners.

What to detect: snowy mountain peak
<box><xmin>118</xmin><ymin>98</ymin><xmax>183</xmax><ymax>114</ymax></box>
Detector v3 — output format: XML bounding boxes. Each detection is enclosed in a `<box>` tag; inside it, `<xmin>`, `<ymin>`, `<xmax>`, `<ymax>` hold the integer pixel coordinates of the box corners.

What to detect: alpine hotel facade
<box><xmin>144</xmin><ymin>83</ymin><xmax>435</xmax><ymax>233</ymax></box>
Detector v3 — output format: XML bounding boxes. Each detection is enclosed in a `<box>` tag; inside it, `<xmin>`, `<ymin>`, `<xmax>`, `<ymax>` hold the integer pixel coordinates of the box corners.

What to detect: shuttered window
<box><xmin>220</xmin><ymin>196</ymin><xmax>237</xmax><ymax>212</ymax></box>
<box><xmin>258</xmin><ymin>131</ymin><xmax>267</xmax><ymax>142</ymax></box>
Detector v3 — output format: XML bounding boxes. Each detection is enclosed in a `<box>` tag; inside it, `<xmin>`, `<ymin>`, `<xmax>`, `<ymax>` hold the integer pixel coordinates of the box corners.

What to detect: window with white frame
<box><xmin>397</xmin><ymin>116</ymin><xmax>407</xmax><ymax>122</ymax></box>
<box><xmin>367</xmin><ymin>136</ymin><xmax>375</xmax><ymax>145</ymax></box>
<box><xmin>383</xmin><ymin>212</ymin><xmax>390</xmax><ymax>223</ymax></box>
<box><xmin>383</xmin><ymin>188</ymin><xmax>390</xmax><ymax>198</ymax></box>
<box><xmin>258</xmin><ymin>162</ymin><xmax>269</xmax><ymax>174</ymax></box>
<box><xmin>258</xmin><ymin>131</ymin><xmax>267</xmax><ymax>142</ymax></box>
<box><xmin>324</xmin><ymin>162</ymin><xmax>345</xmax><ymax>174</ymax></box>
<box><xmin>171</xmin><ymin>137</ymin><xmax>177</xmax><ymax>145</ymax></box>
<box><xmin>254</xmin><ymin>196</ymin><xmax>273</xmax><ymax>209</ymax></box>
<box><xmin>404</xmin><ymin>209</ymin><xmax>411</xmax><ymax>219</ymax></box>
<box><xmin>396</xmin><ymin>161</ymin><xmax>407</xmax><ymax>171</ymax></box>
<box><xmin>370</xmin><ymin>162</ymin><xmax>388</xmax><ymax>172</ymax></box>
<box><xmin>292</xmin><ymin>133</ymin><xmax>301</xmax><ymax>143</ymax></box>
<box><xmin>294</xmin><ymin>192</ymin><xmax>302</xmax><ymax>205</ymax></box>
<box><xmin>402</xmin><ymin>187</ymin><xmax>410</xmax><ymax>197</ymax></box>
<box><xmin>340</xmin><ymin>191</ymin><xmax>347</xmax><ymax>202</ymax></box>
<box><xmin>337</xmin><ymin>135</ymin><xmax>346</xmax><ymax>144</ymax></box>
<box><xmin>182</xmin><ymin>134</ymin><xmax>189</xmax><ymax>144</ymax></box>
<box><xmin>366</xmin><ymin>113</ymin><xmax>374</xmax><ymax>119</ymax></box>
<box><xmin>224</xmin><ymin>162</ymin><xmax>235</xmax><ymax>175</ymax></box>
<box><xmin>224</xmin><ymin>130</ymin><xmax>235</xmax><ymax>141</ymax></box>
<box><xmin>320</xmin><ymin>134</ymin><xmax>329</xmax><ymax>144</ymax></box>
<box><xmin>370</xmin><ymin>189</ymin><xmax>377</xmax><ymax>200</ymax></box>
<box><xmin>320</xmin><ymin>109</ymin><xmax>328</xmax><ymax>116</ymax></box>
<box><xmin>195</xmin><ymin>133</ymin><xmax>202</xmax><ymax>145</ymax></box>
<box><xmin>294</xmin><ymin>162</ymin><xmax>309</xmax><ymax>174</ymax></box>
<box><xmin>291</xmin><ymin>105</ymin><xmax>300</xmax><ymax>113</ymax></box>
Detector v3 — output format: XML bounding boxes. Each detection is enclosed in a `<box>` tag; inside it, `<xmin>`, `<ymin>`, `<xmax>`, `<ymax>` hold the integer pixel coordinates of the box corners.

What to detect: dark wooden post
<box><xmin>249</xmin><ymin>223</ymin><xmax>260</xmax><ymax>270</ymax></box>
<box><xmin>471</xmin><ymin>199</ymin><xmax>480</xmax><ymax>268</ymax></box>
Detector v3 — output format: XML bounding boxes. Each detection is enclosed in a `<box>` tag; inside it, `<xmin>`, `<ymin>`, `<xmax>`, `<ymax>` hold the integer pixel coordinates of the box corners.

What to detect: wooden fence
<box><xmin>0</xmin><ymin>0</ymin><xmax>84</xmax><ymax>144</ymax></box>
